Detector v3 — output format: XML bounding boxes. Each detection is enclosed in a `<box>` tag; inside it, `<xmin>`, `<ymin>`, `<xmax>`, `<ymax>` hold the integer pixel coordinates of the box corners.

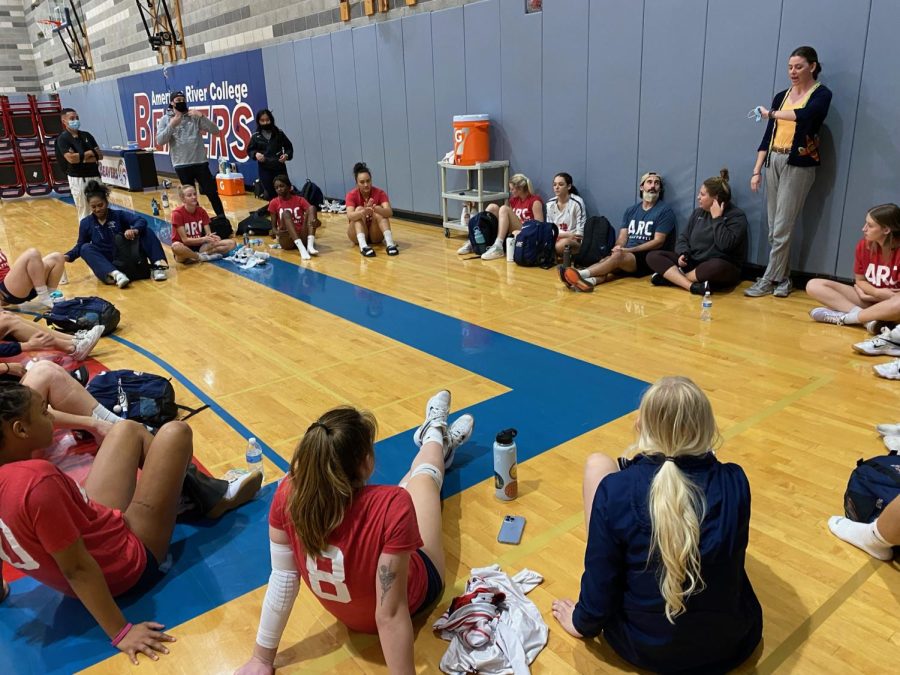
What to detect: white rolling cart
<box><xmin>439</xmin><ymin>159</ymin><xmax>509</xmax><ymax>237</ymax></box>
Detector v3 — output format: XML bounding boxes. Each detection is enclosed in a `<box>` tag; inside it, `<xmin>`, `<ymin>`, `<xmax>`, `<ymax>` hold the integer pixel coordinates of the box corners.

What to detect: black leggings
<box><xmin>258</xmin><ymin>165</ymin><xmax>291</xmax><ymax>201</ymax></box>
<box><xmin>174</xmin><ymin>163</ymin><xmax>225</xmax><ymax>217</ymax></box>
<box><xmin>646</xmin><ymin>250</ymin><xmax>741</xmax><ymax>290</ymax></box>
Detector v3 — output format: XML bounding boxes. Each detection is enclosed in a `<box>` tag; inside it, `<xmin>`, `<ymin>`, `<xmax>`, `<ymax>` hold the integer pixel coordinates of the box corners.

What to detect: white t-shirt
<box><xmin>545</xmin><ymin>195</ymin><xmax>586</xmax><ymax>236</ymax></box>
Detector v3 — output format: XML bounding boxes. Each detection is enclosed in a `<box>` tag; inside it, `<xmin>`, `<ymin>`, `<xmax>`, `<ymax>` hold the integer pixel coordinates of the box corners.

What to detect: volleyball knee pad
<box><xmin>401</xmin><ymin>462</ymin><xmax>443</xmax><ymax>490</ymax></box>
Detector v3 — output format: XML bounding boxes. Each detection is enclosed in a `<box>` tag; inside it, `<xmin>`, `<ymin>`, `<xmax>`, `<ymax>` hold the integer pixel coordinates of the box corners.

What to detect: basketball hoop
<box><xmin>36</xmin><ymin>18</ymin><xmax>63</xmax><ymax>31</ymax></box>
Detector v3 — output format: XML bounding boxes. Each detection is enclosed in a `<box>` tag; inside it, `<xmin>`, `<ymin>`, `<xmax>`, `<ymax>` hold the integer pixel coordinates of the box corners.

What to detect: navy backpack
<box><xmin>38</xmin><ymin>296</ymin><xmax>120</xmax><ymax>336</ymax></box>
<box><xmin>514</xmin><ymin>220</ymin><xmax>559</xmax><ymax>268</ymax></box>
<box><xmin>843</xmin><ymin>450</ymin><xmax>900</xmax><ymax>523</ymax></box>
<box><xmin>467</xmin><ymin>211</ymin><xmax>499</xmax><ymax>255</ymax></box>
<box><xmin>86</xmin><ymin>370</ymin><xmax>207</xmax><ymax>429</ymax></box>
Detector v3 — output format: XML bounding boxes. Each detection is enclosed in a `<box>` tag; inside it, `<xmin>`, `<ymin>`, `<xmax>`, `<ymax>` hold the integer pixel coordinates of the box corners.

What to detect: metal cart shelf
<box><xmin>439</xmin><ymin>159</ymin><xmax>509</xmax><ymax>237</ymax></box>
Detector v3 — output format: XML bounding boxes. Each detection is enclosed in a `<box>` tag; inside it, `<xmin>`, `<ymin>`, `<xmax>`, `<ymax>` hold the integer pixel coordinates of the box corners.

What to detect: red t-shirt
<box><xmin>0</xmin><ymin>249</ymin><xmax>9</xmax><ymax>283</ymax></box>
<box><xmin>171</xmin><ymin>204</ymin><xmax>210</xmax><ymax>244</ymax></box>
<box><xmin>270</xmin><ymin>479</ymin><xmax>426</xmax><ymax>634</ymax></box>
<box><xmin>345</xmin><ymin>187</ymin><xmax>389</xmax><ymax>221</ymax></box>
<box><xmin>509</xmin><ymin>194</ymin><xmax>541</xmax><ymax>223</ymax></box>
<box><xmin>854</xmin><ymin>239</ymin><xmax>900</xmax><ymax>288</ymax></box>
<box><xmin>268</xmin><ymin>194</ymin><xmax>311</xmax><ymax>229</ymax></box>
<box><xmin>0</xmin><ymin>460</ymin><xmax>146</xmax><ymax>597</ymax></box>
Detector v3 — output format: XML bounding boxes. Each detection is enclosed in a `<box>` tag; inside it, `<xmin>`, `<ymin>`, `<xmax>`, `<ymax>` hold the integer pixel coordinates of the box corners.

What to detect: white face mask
<box><xmin>67</xmin><ymin>118</ymin><xmax>81</xmax><ymax>131</ymax></box>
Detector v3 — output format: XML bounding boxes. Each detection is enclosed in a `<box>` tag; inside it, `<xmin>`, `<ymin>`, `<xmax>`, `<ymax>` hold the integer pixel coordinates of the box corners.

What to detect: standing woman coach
<box><xmin>745</xmin><ymin>46</ymin><xmax>832</xmax><ymax>298</ymax></box>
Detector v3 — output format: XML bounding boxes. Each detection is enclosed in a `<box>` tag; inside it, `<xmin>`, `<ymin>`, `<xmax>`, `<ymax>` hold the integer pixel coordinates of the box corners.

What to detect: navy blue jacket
<box><xmin>65</xmin><ymin>208</ymin><xmax>148</xmax><ymax>264</ymax></box>
<box><xmin>758</xmin><ymin>83</ymin><xmax>832</xmax><ymax>167</ymax></box>
<box><xmin>573</xmin><ymin>453</ymin><xmax>762</xmax><ymax>674</ymax></box>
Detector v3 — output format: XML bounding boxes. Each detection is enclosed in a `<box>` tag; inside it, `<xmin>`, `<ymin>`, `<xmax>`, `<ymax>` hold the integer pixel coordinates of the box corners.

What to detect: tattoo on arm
<box><xmin>378</xmin><ymin>563</ymin><xmax>397</xmax><ymax>605</ymax></box>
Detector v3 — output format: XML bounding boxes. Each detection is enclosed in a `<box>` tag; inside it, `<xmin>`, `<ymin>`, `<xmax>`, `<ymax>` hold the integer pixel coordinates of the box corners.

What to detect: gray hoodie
<box><xmin>156</xmin><ymin>111</ymin><xmax>220</xmax><ymax>167</ymax></box>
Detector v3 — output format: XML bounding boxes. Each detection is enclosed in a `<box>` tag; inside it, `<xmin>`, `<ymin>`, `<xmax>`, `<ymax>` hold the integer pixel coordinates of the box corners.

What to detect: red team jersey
<box><xmin>509</xmin><ymin>194</ymin><xmax>541</xmax><ymax>223</ymax></box>
<box><xmin>345</xmin><ymin>187</ymin><xmax>389</xmax><ymax>221</ymax></box>
<box><xmin>270</xmin><ymin>479</ymin><xmax>426</xmax><ymax>634</ymax></box>
<box><xmin>0</xmin><ymin>460</ymin><xmax>146</xmax><ymax>597</ymax></box>
<box><xmin>854</xmin><ymin>239</ymin><xmax>900</xmax><ymax>288</ymax></box>
<box><xmin>268</xmin><ymin>194</ymin><xmax>311</xmax><ymax>229</ymax></box>
<box><xmin>0</xmin><ymin>249</ymin><xmax>9</xmax><ymax>283</ymax></box>
<box><xmin>171</xmin><ymin>205</ymin><xmax>210</xmax><ymax>243</ymax></box>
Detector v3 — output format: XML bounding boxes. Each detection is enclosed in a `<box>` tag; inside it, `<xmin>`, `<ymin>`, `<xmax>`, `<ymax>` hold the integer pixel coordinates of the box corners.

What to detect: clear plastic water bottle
<box><xmin>160</xmin><ymin>192</ymin><xmax>169</xmax><ymax>209</ymax></box>
<box><xmin>245</xmin><ymin>437</ymin><xmax>264</xmax><ymax>478</ymax></box>
<box><xmin>563</xmin><ymin>244</ymin><xmax>572</xmax><ymax>267</ymax></box>
<box><xmin>493</xmin><ymin>429</ymin><xmax>518</xmax><ymax>501</ymax></box>
<box><xmin>700</xmin><ymin>291</ymin><xmax>712</xmax><ymax>321</ymax></box>
<box><xmin>506</xmin><ymin>235</ymin><xmax>516</xmax><ymax>262</ymax></box>
<box><xmin>473</xmin><ymin>225</ymin><xmax>485</xmax><ymax>247</ymax></box>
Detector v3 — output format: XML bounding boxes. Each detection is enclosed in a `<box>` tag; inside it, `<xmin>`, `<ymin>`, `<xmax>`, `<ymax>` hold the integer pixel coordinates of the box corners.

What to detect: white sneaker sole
<box><xmin>852</xmin><ymin>341</ymin><xmax>900</xmax><ymax>357</ymax></box>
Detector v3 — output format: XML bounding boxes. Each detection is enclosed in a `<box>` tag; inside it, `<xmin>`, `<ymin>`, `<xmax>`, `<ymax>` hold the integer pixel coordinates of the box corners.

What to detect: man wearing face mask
<box><xmin>560</xmin><ymin>172</ymin><xmax>677</xmax><ymax>292</ymax></box>
<box><xmin>156</xmin><ymin>91</ymin><xmax>226</xmax><ymax>218</ymax></box>
<box><xmin>54</xmin><ymin>108</ymin><xmax>102</xmax><ymax>223</ymax></box>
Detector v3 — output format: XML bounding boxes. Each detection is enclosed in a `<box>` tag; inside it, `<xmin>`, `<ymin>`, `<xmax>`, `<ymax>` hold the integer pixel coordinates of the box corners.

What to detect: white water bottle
<box><xmin>460</xmin><ymin>204</ymin><xmax>470</xmax><ymax>230</ymax></box>
<box><xmin>506</xmin><ymin>235</ymin><xmax>515</xmax><ymax>262</ymax></box>
<box><xmin>700</xmin><ymin>291</ymin><xmax>712</xmax><ymax>321</ymax></box>
<box><xmin>245</xmin><ymin>437</ymin><xmax>264</xmax><ymax>478</ymax></box>
<box><xmin>493</xmin><ymin>428</ymin><xmax>518</xmax><ymax>500</ymax></box>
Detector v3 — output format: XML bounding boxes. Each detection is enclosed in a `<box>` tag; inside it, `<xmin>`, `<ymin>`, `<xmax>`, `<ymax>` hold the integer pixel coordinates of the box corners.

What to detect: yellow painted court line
<box><xmin>722</xmin><ymin>374</ymin><xmax>833</xmax><ymax>441</ymax></box>
<box><xmin>753</xmin><ymin>558</ymin><xmax>887</xmax><ymax>674</ymax></box>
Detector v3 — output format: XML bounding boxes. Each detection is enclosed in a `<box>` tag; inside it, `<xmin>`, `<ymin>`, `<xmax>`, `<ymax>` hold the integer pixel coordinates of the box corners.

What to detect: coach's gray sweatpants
<box><xmin>762</xmin><ymin>152</ymin><xmax>816</xmax><ymax>283</ymax></box>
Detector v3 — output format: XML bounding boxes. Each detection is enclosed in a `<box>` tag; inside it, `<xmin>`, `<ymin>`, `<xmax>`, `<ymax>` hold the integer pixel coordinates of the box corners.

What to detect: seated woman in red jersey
<box><xmin>0</xmin><ymin>384</ymin><xmax>262</xmax><ymax>663</ymax></box>
<box><xmin>346</xmin><ymin>162</ymin><xmax>398</xmax><ymax>257</ymax></box>
<box><xmin>235</xmin><ymin>390</ymin><xmax>475</xmax><ymax>675</ymax></box>
<box><xmin>479</xmin><ymin>173</ymin><xmax>544</xmax><ymax>261</ymax></box>
<box><xmin>267</xmin><ymin>175</ymin><xmax>318</xmax><ymax>260</ymax></box>
<box><xmin>806</xmin><ymin>204</ymin><xmax>900</xmax><ymax>332</ymax></box>
<box><xmin>0</xmin><ymin>247</ymin><xmax>66</xmax><ymax>312</ymax></box>
<box><xmin>170</xmin><ymin>185</ymin><xmax>236</xmax><ymax>264</ymax></box>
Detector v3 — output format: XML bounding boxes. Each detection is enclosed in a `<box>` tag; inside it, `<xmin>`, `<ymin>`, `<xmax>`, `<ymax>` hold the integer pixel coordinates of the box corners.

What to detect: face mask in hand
<box><xmin>173</xmin><ymin>101</ymin><xmax>189</xmax><ymax>113</ymax></box>
<box><xmin>67</xmin><ymin>119</ymin><xmax>81</xmax><ymax>131</ymax></box>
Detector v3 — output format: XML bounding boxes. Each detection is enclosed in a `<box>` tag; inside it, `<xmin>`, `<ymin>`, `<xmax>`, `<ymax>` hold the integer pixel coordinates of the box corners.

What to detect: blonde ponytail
<box><xmin>510</xmin><ymin>173</ymin><xmax>534</xmax><ymax>196</ymax></box>
<box><xmin>287</xmin><ymin>407</ymin><xmax>376</xmax><ymax>558</ymax></box>
<box><xmin>634</xmin><ymin>376</ymin><xmax>719</xmax><ymax>623</ymax></box>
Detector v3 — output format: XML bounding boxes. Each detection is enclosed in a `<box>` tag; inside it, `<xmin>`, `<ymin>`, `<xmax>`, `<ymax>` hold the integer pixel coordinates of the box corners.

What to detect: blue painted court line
<box><xmin>1</xmin><ymin>197</ymin><xmax>649</xmax><ymax>673</ymax></box>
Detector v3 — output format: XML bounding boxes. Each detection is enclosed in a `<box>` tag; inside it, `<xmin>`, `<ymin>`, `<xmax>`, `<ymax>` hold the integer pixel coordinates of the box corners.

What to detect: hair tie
<box><xmin>308</xmin><ymin>421</ymin><xmax>330</xmax><ymax>434</ymax></box>
<box><xmin>664</xmin><ymin>456</ymin><xmax>676</xmax><ymax>463</ymax></box>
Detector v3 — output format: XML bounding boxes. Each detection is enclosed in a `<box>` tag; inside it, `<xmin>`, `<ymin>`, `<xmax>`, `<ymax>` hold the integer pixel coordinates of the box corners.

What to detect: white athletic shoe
<box><xmin>110</xmin><ymin>270</ymin><xmax>130</xmax><ymax>288</ymax></box>
<box><xmin>71</xmin><ymin>325</ymin><xmax>104</xmax><ymax>361</ymax></box>
<box><xmin>457</xmin><ymin>241</ymin><xmax>473</xmax><ymax>255</ymax></box>
<box><xmin>151</xmin><ymin>267</ymin><xmax>168</xmax><ymax>282</ymax></box>
<box><xmin>198</xmin><ymin>252</ymin><xmax>223</xmax><ymax>262</ymax></box>
<box><xmin>873</xmin><ymin>359</ymin><xmax>900</xmax><ymax>380</ymax></box>
<box><xmin>876</xmin><ymin>423</ymin><xmax>900</xmax><ymax>436</ymax></box>
<box><xmin>883</xmin><ymin>435</ymin><xmax>900</xmax><ymax>452</ymax></box>
<box><xmin>481</xmin><ymin>243</ymin><xmax>504</xmax><ymax>261</ymax></box>
<box><xmin>445</xmin><ymin>413</ymin><xmax>474</xmax><ymax>470</ymax></box>
<box><xmin>809</xmin><ymin>307</ymin><xmax>845</xmax><ymax>325</ymax></box>
<box><xmin>413</xmin><ymin>390</ymin><xmax>450</xmax><ymax>448</ymax></box>
<box><xmin>852</xmin><ymin>326</ymin><xmax>900</xmax><ymax>357</ymax></box>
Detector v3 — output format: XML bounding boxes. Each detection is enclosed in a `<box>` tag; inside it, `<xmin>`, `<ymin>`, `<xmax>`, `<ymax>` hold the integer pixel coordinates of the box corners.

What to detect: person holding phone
<box><xmin>551</xmin><ymin>376</ymin><xmax>762</xmax><ymax>673</ymax></box>
<box><xmin>247</xmin><ymin>109</ymin><xmax>294</xmax><ymax>201</ymax></box>
<box><xmin>235</xmin><ymin>391</ymin><xmax>474</xmax><ymax>675</ymax></box>
<box><xmin>646</xmin><ymin>169</ymin><xmax>747</xmax><ymax>295</ymax></box>
<box><xmin>156</xmin><ymin>91</ymin><xmax>226</xmax><ymax>218</ymax></box>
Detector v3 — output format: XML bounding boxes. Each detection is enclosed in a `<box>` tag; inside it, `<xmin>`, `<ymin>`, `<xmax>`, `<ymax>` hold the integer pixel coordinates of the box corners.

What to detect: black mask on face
<box><xmin>259</xmin><ymin>123</ymin><xmax>273</xmax><ymax>131</ymax></box>
<box><xmin>173</xmin><ymin>101</ymin><xmax>188</xmax><ymax>113</ymax></box>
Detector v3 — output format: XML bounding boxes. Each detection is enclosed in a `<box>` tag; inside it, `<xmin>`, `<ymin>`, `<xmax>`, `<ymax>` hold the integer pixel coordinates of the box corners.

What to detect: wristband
<box><xmin>752</xmin><ymin>173</ymin><xmax>761</xmax><ymax>177</ymax></box>
<box><xmin>110</xmin><ymin>622</ymin><xmax>133</xmax><ymax>647</ymax></box>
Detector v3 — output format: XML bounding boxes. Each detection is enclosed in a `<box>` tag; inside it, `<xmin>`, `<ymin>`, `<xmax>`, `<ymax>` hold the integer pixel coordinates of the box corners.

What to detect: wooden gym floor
<box><xmin>0</xmin><ymin>185</ymin><xmax>897</xmax><ymax>674</ymax></box>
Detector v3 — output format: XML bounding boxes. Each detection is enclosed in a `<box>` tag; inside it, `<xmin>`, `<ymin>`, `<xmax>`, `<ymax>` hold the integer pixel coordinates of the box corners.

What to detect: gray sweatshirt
<box><xmin>156</xmin><ymin>112</ymin><xmax>220</xmax><ymax>167</ymax></box>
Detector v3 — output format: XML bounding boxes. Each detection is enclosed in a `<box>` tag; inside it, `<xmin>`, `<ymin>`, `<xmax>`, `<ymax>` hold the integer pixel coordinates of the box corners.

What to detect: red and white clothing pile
<box><xmin>433</xmin><ymin>565</ymin><xmax>546</xmax><ymax>675</ymax></box>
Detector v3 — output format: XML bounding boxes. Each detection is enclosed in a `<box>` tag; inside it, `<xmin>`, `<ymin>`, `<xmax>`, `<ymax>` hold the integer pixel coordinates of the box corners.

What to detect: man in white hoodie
<box><xmin>156</xmin><ymin>91</ymin><xmax>226</xmax><ymax>218</ymax></box>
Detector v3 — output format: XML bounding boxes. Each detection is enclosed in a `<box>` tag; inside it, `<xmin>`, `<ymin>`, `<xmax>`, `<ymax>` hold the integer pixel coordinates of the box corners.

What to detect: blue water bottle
<box><xmin>245</xmin><ymin>437</ymin><xmax>264</xmax><ymax>479</ymax></box>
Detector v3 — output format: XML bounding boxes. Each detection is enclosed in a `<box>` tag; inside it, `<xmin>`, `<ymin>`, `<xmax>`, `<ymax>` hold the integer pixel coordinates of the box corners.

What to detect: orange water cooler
<box><xmin>452</xmin><ymin>114</ymin><xmax>490</xmax><ymax>165</ymax></box>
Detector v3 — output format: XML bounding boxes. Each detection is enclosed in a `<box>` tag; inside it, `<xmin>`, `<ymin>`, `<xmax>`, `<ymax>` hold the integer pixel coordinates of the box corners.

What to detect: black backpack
<box><xmin>86</xmin><ymin>370</ymin><xmax>207</xmax><ymax>428</ymax></box>
<box><xmin>209</xmin><ymin>214</ymin><xmax>234</xmax><ymax>238</ymax></box>
<box><xmin>844</xmin><ymin>450</ymin><xmax>900</xmax><ymax>523</ymax></box>
<box><xmin>573</xmin><ymin>216</ymin><xmax>615</xmax><ymax>268</ymax></box>
<box><xmin>236</xmin><ymin>213</ymin><xmax>272</xmax><ymax>236</ymax></box>
<box><xmin>38</xmin><ymin>296</ymin><xmax>120</xmax><ymax>335</ymax></box>
<box><xmin>299</xmin><ymin>179</ymin><xmax>324</xmax><ymax>209</ymax></box>
<box><xmin>114</xmin><ymin>233</ymin><xmax>151</xmax><ymax>281</ymax></box>
<box><xmin>513</xmin><ymin>220</ymin><xmax>559</xmax><ymax>268</ymax></box>
<box><xmin>467</xmin><ymin>211</ymin><xmax>499</xmax><ymax>255</ymax></box>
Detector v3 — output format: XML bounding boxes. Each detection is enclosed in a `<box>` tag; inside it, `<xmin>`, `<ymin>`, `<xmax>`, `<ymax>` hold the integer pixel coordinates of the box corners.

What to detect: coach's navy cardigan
<box><xmin>572</xmin><ymin>453</ymin><xmax>762</xmax><ymax>674</ymax></box>
<box><xmin>758</xmin><ymin>83</ymin><xmax>832</xmax><ymax>167</ymax></box>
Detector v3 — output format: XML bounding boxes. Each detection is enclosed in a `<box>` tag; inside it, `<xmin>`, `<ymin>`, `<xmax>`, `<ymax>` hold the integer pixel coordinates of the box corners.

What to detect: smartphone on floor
<box><xmin>498</xmin><ymin>515</ymin><xmax>526</xmax><ymax>544</ymax></box>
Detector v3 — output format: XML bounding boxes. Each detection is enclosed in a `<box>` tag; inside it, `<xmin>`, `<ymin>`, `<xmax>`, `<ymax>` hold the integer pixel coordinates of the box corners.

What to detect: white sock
<box><xmin>421</xmin><ymin>424</ymin><xmax>446</xmax><ymax>448</ymax></box>
<box><xmin>843</xmin><ymin>306</ymin><xmax>863</xmax><ymax>325</ymax></box>
<box><xmin>578</xmin><ymin>269</ymin><xmax>590</xmax><ymax>279</ymax></box>
<box><xmin>383</xmin><ymin>230</ymin><xmax>395</xmax><ymax>247</ymax></box>
<box><xmin>585</xmin><ymin>276</ymin><xmax>598</xmax><ymax>286</ymax></box>
<box><xmin>357</xmin><ymin>232</ymin><xmax>369</xmax><ymax>251</ymax></box>
<box><xmin>35</xmin><ymin>285</ymin><xmax>49</xmax><ymax>296</ymax></box>
<box><xmin>307</xmin><ymin>235</ymin><xmax>317</xmax><ymax>253</ymax></box>
<box><xmin>828</xmin><ymin>516</ymin><xmax>893</xmax><ymax>560</ymax></box>
<box><xmin>294</xmin><ymin>239</ymin><xmax>311</xmax><ymax>259</ymax></box>
<box><xmin>92</xmin><ymin>404</ymin><xmax>124</xmax><ymax>424</ymax></box>
<box><xmin>493</xmin><ymin>237</ymin><xmax>504</xmax><ymax>248</ymax></box>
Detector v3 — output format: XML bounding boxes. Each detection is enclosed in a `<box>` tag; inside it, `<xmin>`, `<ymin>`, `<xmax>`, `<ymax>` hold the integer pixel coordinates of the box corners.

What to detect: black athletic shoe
<box><xmin>650</xmin><ymin>272</ymin><xmax>673</xmax><ymax>287</ymax></box>
<box><xmin>690</xmin><ymin>281</ymin><xmax>710</xmax><ymax>295</ymax></box>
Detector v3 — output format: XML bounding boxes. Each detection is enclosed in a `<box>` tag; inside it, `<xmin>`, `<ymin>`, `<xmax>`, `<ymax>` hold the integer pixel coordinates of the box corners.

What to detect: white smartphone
<box><xmin>498</xmin><ymin>515</ymin><xmax>526</xmax><ymax>545</ymax></box>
